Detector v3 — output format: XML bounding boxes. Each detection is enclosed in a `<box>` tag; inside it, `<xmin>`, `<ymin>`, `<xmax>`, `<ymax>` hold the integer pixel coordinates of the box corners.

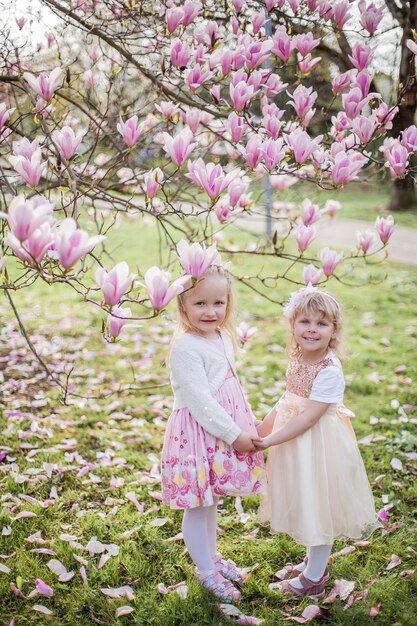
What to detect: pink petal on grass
<box><xmin>149</xmin><ymin>517</ymin><xmax>170</xmax><ymax>528</ymax></box>
<box><xmin>331</xmin><ymin>546</ymin><xmax>356</xmax><ymax>558</ymax></box>
<box><xmin>386</xmin><ymin>554</ymin><xmax>401</xmax><ymax>570</ymax></box>
<box><xmin>284</xmin><ymin>604</ymin><xmax>322</xmax><ymax>623</ymax></box>
<box><xmin>324</xmin><ymin>579</ymin><xmax>356</xmax><ymax>603</ymax></box>
<box><xmin>13</xmin><ymin>511</ymin><xmax>37</xmax><ymax>520</ymax></box>
<box><xmin>35</xmin><ymin>579</ymin><xmax>54</xmax><ymax>596</ymax></box>
<box><xmin>0</xmin><ymin>563</ymin><xmax>11</xmax><ymax>573</ymax></box>
<box><xmin>236</xmin><ymin>617</ymin><xmax>264</xmax><ymax>625</ymax></box>
<box><xmin>30</xmin><ymin>549</ymin><xmax>57</xmax><ymax>556</ymax></box>
<box><xmin>101</xmin><ymin>586</ymin><xmax>135</xmax><ymax>600</ymax></box>
<box><xmin>354</xmin><ymin>541</ymin><xmax>371</xmax><ymax>547</ymax></box>
<box><xmin>98</xmin><ymin>553</ymin><xmax>111</xmax><ymax>568</ymax></box>
<box><xmin>164</xmin><ymin>532</ymin><xmax>183</xmax><ymax>542</ymax></box>
<box><xmin>47</xmin><ymin>559</ymin><xmax>67</xmax><ymax>576</ymax></box>
<box><xmin>32</xmin><ymin>605</ymin><xmax>53</xmax><ymax>615</ymax></box>
<box><xmin>115</xmin><ymin>606</ymin><xmax>134</xmax><ymax>617</ymax></box>
<box><xmin>369</xmin><ymin>602</ymin><xmax>381</xmax><ymax>616</ymax></box>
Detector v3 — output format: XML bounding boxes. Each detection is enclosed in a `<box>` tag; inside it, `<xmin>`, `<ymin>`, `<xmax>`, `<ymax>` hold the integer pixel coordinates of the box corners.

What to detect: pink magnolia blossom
<box><xmin>187</xmin><ymin>159</ymin><xmax>235</xmax><ymax>200</ymax></box>
<box><xmin>244</xmin><ymin>135</ymin><xmax>264</xmax><ymax>169</ymax></box>
<box><xmin>162</xmin><ymin>128</ymin><xmax>196</xmax><ymax>167</ymax></box>
<box><xmin>12</xmin><ymin>136</ymin><xmax>42</xmax><ymax>159</ymax></box>
<box><xmin>155</xmin><ymin>101</ymin><xmax>179</xmax><ymax>120</ymax></box>
<box><xmin>117</xmin><ymin>115</ymin><xmax>145</xmax><ymax>148</ymax></box>
<box><xmin>271</xmin><ymin>26</ymin><xmax>294</xmax><ymax>62</ymax></box>
<box><xmin>177</xmin><ymin>239</ymin><xmax>221</xmax><ymax>278</ymax></box>
<box><xmin>170</xmin><ymin>39</ymin><xmax>192</xmax><ymax>69</ymax></box>
<box><xmin>182</xmin><ymin>0</ymin><xmax>202</xmax><ymax>26</ymax></box>
<box><xmin>320</xmin><ymin>247</ymin><xmax>342</xmax><ymax>276</ymax></box>
<box><xmin>263</xmin><ymin>113</ymin><xmax>282</xmax><ymax>139</ymax></box>
<box><xmin>375</xmin><ymin>215</ymin><xmax>394</xmax><ymax>244</ymax></box>
<box><xmin>228</xmin><ymin>177</ymin><xmax>248</xmax><ymax>206</ymax></box>
<box><xmin>342</xmin><ymin>88</ymin><xmax>376</xmax><ymax>119</ymax></box>
<box><xmin>331</xmin><ymin>150</ymin><xmax>366</xmax><ymax>185</ymax></box>
<box><xmin>55</xmin><ymin>218</ymin><xmax>106</xmax><ymax>270</ymax></box>
<box><xmin>332</xmin><ymin>0</ymin><xmax>351</xmax><ymax>28</ymax></box>
<box><xmin>357</xmin><ymin>229</ymin><xmax>375</xmax><ymax>253</ymax></box>
<box><xmin>303</xmin><ymin>264</ymin><xmax>323</xmax><ymax>286</ymax></box>
<box><xmin>264</xmin><ymin>72</ymin><xmax>288</xmax><ymax>97</ymax></box>
<box><xmin>184</xmin><ymin>66</ymin><xmax>212</xmax><ymax>91</ymax></box>
<box><xmin>227</xmin><ymin>112</ymin><xmax>248</xmax><ymax>142</ymax></box>
<box><xmin>354</xmin><ymin>69</ymin><xmax>372</xmax><ymax>97</ymax></box>
<box><xmin>293</xmin><ymin>32</ymin><xmax>320</xmax><ymax>57</ymax></box>
<box><xmin>108</xmin><ymin>305</ymin><xmax>132</xmax><ymax>338</ymax></box>
<box><xmin>52</xmin><ymin>125</ymin><xmax>86</xmax><ymax>160</ymax></box>
<box><xmin>23</xmin><ymin>67</ymin><xmax>63</xmax><ymax>101</ymax></box>
<box><xmin>269</xmin><ymin>174</ymin><xmax>298</xmax><ymax>190</ymax></box>
<box><xmin>360</xmin><ymin>2</ymin><xmax>384</xmax><ymax>34</ymax></box>
<box><xmin>252</xmin><ymin>10</ymin><xmax>266</xmax><ymax>34</ymax></box>
<box><xmin>351</xmin><ymin>114</ymin><xmax>377</xmax><ymax>143</ymax></box>
<box><xmin>244</xmin><ymin>40</ymin><xmax>273</xmax><ymax>69</ymax></box>
<box><xmin>0</xmin><ymin>127</ymin><xmax>11</xmax><ymax>144</ymax></box>
<box><xmin>4</xmin><ymin>221</ymin><xmax>55</xmax><ymax>266</ymax></box>
<box><xmin>323</xmin><ymin>199</ymin><xmax>341</xmax><ymax>217</ymax></box>
<box><xmin>144</xmin><ymin>167</ymin><xmax>163</xmax><ymax>198</ymax></box>
<box><xmin>166</xmin><ymin>7</ymin><xmax>184</xmax><ymax>33</ymax></box>
<box><xmin>375</xmin><ymin>102</ymin><xmax>398</xmax><ymax>131</ymax></box>
<box><xmin>145</xmin><ymin>266</ymin><xmax>189</xmax><ymax>311</ymax></box>
<box><xmin>15</xmin><ymin>16</ymin><xmax>25</xmax><ymax>29</ymax></box>
<box><xmin>300</xmin><ymin>199</ymin><xmax>321</xmax><ymax>226</ymax></box>
<box><xmin>284</xmin><ymin>128</ymin><xmax>323</xmax><ymax>164</ymax></box>
<box><xmin>220</xmin><ymin>48</ymin><xmax>234</xmax><ymax>75</ymax></box>
<box><xmin>348</xmin><ymin>43</ymin><xmax>373</xmax><ymax>70</ymax></box>
<box><xmin>384</xmin><ymin>141</ymin><xmax>409</xmax><ymax>178</ymax></box>
<box><xmin>400</xmin><ymin>125</ymin><xmax>417</xmax><ymax>152</ymax></box>
<box><xmin>214</xmin><ymin>197</ymin><xmax>234</xmax><ymax>223</ymax></box>
<box><xmin>0</xmin><ymin>103</ymin><xmax>15</xmax><ymax>130</ymax></box>
<box><xmin>236</xmin><ymin>321</ymin><xmax>258</xmax><ymax>343</ymax></box>
<box><xmin>298</xmin><ymin>53</ymin><xmax>321</xmax><ymax>74</ymax></box>
<box><xmin>83</xmin><ymin>70</ymin><xmax>96</xmax><ymax>88</ymax></box>
<box><xmin>295</xmin><ymin>224</ymin><xmax>317</xmax><ymax>252</ymax></box>
<box><xmin>232</xmin><ymin>0</ymin><xmax>245</xmax><ymax>12</ymax></box>
<box><xmin>406</xmin><ymin>38</ymin><xmax>417</xmax><ymax>56</ymax></box>
<box><xmin>332</xmin><ymin>70</ymin><xmax>355</xmax><ymax>94</ymax></box>
<box><xmin>266</xmin><ymin>0</ymin><xmax>283</xmax><ymax>9</ymax></box>
<box><xmin>1</xmin><ymin>194</ymin><xmax>54</xmax><ymax>242</ymax></box>
<box><xmin>262</xmin><ymin>138</ymin><xmax>286</xmax><ymax>170</ymax></box>
<box><xmin>184</xmin><ymin>108</ymin><xmax>201</xmax><ymax>132</ymax></box>
<box><xmin>96</xmin><ymin>261</ymin><xmax>136</xmax><ymax>307</ymax></box>
<box><xmin>230</xmin><ymin>80</ymin><xmax>256</xmax><ymax>111</ymax></box>
<box><xmin>9</xmin><ymin>149</ymin><xmax>47</xmax><ymax>187</ymax></box>
<box><xmin>289</xmin><ymin>85</ymin><xmax>318</xmax><ymax>120</ymax></box>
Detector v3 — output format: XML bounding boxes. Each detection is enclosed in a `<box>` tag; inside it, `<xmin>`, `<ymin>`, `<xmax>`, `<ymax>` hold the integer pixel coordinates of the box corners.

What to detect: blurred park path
<box><xmin>238</xmin><ymin>212</ymin><xmax>417</xmax><ymax>266</ymax></box>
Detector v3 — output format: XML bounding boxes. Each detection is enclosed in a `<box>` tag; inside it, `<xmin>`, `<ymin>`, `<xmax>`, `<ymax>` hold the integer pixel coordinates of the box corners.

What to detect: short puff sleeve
<box><xmin>309</xmin><ymin>365</ymin><xmax>345</xmax><ymax>404</ymax></box>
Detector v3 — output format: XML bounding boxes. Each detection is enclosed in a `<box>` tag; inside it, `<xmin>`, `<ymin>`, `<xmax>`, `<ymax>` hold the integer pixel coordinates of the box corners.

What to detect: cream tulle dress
<box><xmin>259</xmin><ymin>353</ymin><xmax>381</xmax><ymax>547</ymax></box>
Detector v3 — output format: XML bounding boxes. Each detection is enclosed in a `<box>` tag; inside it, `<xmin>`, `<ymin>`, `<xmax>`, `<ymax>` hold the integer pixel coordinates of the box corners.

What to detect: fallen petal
<box><xmin>32</xmin><ymin>605</ymin><xmax>53</xmax><ymax>615</ymax></box>
<box><xmin>386</xmin><ymin>554</ymin><xmax>401</xmax><ymax>570</ymax></box>
<box><xmin>115</xmin><ymin>606</ymin><xmax>134</xmax><ymax>617</ymax></box>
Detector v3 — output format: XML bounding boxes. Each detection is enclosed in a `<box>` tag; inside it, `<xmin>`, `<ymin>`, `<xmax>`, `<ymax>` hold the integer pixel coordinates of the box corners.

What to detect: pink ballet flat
<box><xmin>215</xmin><ymin>552</ymin><xmax>248</xmax><ymax>583</ymax></box>
<box><xmin>198</xmin><ymin>569</ymin><xmax>241</xmax><ymax>602</ymax></box>
<box><xmin>275</xmin><ymin>572</ymin><xmax>328</xmax><ymax>599</ymax></box>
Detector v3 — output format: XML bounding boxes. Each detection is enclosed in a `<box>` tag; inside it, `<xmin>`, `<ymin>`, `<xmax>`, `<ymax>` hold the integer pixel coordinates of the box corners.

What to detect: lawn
<box><xmin>0</xmin><ymin>212</ymin><xmax>416</xmax><ymax>625</ymax></box>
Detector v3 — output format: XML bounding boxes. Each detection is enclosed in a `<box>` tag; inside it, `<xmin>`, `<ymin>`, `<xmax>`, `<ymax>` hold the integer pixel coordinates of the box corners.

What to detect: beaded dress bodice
<box><xmin>286</xmin><ymin>355</ymin><xmax>333</xmax><ymax>398</ymax></box>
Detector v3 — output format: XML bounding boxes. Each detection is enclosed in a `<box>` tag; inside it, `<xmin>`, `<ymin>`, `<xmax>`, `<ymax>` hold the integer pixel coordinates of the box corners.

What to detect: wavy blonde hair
<box><xmin>172</xmin><ymin>264</ymin><xmax>238</xmax><ymax>352</ymax></box>
<box><xmin>287</xmin><ymin>290</ymin><xmax>344</xmax><ymax>359</ymax></box>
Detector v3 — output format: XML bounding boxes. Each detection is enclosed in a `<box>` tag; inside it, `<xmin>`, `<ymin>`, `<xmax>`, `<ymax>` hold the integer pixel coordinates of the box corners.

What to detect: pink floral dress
<box><xmin>161</xmin><ymin>335</ymin><xmax>265</xmax><ymax>509</ymax></box>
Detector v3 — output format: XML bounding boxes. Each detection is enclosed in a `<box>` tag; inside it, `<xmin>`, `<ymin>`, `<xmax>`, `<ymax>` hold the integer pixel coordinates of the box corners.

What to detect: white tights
<box><xmin>290</xmin><ymin>544</ymin><xmax>332</xmax><ymax>588</ymax></box>
<box><xmin>182</xmin><ymin>498</ymin><xmax>219</xmax><ymax>574</ymax></box>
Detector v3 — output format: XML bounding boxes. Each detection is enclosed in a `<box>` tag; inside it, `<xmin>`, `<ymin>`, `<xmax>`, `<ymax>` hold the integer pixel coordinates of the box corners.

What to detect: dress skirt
<box><xmin>258</xmin><ymin>391</ymin><xmax>381</xmax><ymax>546</ymax></box>
<box><xmin>161</xmin><ymin>375</ymin><xmax>265</xmax><ymax>509</ymax></box>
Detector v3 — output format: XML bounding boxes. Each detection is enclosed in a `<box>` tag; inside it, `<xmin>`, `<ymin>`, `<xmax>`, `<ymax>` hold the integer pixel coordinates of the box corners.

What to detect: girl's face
<box><xmin>293</xmin><ymin>309</ymin><xmax>335</xmax><ymax>361</ymax></box>
<box><xmin>181</xmin><ymin>275</ymin><xmax>229</xmax><ymax>338</ymax></box>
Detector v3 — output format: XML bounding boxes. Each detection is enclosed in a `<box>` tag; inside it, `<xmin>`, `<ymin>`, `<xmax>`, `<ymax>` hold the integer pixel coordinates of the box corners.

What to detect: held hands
<box><xmin>233</xmin><ymin>431</ymin><xmax>262</xmax><ymax>454</ymax></box>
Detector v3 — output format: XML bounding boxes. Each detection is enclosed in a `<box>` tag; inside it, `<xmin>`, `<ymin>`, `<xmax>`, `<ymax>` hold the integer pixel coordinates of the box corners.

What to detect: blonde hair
<box><xmin>288</xmin><ymin>290</ymin><xmax>344</xmax><ymax>359</ymax></box>
<box><xmin>173</xmin><ymin>264</ymin><xmax>238</xmax><ymax>351</ymax></box>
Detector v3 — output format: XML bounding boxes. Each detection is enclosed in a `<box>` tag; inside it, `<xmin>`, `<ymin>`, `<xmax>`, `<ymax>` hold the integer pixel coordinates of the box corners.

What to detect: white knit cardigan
<box><xmin>169</xmin><ymin>331</ymin><xmax>242</xmax><ymax>445</ymax></box>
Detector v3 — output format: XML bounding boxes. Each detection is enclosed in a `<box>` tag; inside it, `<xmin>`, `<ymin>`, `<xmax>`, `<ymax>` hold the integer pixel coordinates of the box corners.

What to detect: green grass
<box><xmin>1</xmin><ymin>214</ymin><xmax>417</xmax><ymax>625</ymax></box>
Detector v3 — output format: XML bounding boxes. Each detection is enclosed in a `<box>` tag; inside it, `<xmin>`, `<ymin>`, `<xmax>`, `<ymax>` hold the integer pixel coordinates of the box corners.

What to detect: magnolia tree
<box><xmin>0</xmin><ymin>0</ymin><xmax>415</xmax><ymax>355</ymax></box>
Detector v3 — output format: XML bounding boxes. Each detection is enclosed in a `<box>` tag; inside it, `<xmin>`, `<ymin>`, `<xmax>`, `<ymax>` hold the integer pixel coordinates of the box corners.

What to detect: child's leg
<box><xmin>182</xmin><ymin>506</ymin><xmax>214</xmax><ymax>573</ymax></box>
<box><xmin>206</xmin><ymin>497</ymin><xmax>220</xmax><ymax>560</ymax></box>
<box><xmin>289</xmin><ymin>544</ymin><xmax>332</xmax><ymax>588</ymax></box>
<box><xmin>304</xmin><ymin>544</ymin><xmax>332</xmax><ymax>580</ymax></box>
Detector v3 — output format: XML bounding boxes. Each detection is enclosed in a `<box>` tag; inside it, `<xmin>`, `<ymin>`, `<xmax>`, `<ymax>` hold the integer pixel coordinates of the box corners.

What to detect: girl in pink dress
<box><xmin>256</xmin><ymin>287</ymin><xmax>381</xmax><ymax>599</ymax></box>
<box><xmin>161</xmin><ymin>264</ymin><xmax>265</xmax><ymax>602</ymax></box>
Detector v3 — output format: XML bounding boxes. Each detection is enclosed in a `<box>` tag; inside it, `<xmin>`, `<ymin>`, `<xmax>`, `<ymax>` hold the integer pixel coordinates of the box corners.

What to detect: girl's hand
<box><xmin>253</xmin><ymin>437</ymin><xmax>270</xmax><ymax>450</ymax></box>
<box><xmin>233</xmin><ymin>431</ymin><xmax>261</xmax><ymax>453</ymax></box>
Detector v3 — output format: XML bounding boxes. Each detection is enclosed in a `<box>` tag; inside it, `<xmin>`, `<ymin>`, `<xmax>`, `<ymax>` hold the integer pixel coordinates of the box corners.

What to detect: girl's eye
<box><xmin>215</xmin><ymin>301</ymin><xmax>225</xmax><ymax>305</ymax></box>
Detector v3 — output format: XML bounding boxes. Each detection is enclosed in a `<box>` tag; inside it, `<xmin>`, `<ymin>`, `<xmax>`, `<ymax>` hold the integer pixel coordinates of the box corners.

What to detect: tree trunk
<box><xmin>388</xmin><ymin>0</ymin><xmax>417</xmax><ymax>211</ymax></box>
